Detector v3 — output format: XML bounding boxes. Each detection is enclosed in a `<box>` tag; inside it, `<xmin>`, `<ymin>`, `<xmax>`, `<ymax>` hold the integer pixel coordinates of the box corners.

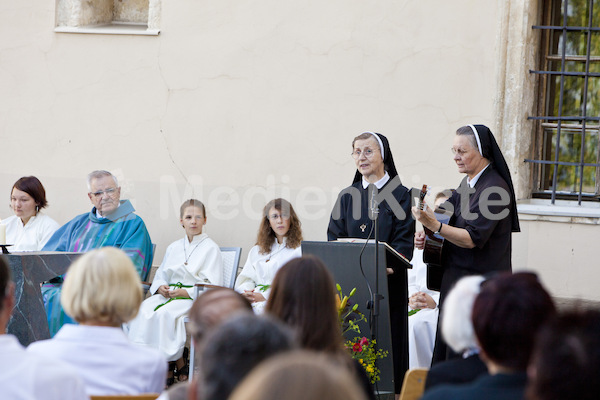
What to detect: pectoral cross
<box><xmin>360</xmin><ymin>224</ymin><xmax>367</xmax><ymax>232</ymax></box>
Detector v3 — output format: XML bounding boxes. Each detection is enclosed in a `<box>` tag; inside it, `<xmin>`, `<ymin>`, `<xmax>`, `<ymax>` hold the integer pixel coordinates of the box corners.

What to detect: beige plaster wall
<box><xmin>513</xmin><ymin>219</ymin><xmax>600</xmax><ymax>301</ymax></box>
<box><xmin>2</xmin><ymin>0</ymin><xmax>595</xmax><ymax>299</ymax></box>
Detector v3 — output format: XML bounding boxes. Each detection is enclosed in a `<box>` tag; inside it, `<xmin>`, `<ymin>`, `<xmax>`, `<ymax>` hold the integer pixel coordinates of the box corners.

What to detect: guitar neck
<box><xmin>418</xmin><ymin>184</ymin><xmax>427</xmax><ymax>211</ymax></box>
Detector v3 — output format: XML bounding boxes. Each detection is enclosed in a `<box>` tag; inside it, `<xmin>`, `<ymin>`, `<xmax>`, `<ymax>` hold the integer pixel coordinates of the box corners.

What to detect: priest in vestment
<box><xmin>42</xmin><ymin>170</ymin><xmax>153</xmax><ymax>336</ymax></box>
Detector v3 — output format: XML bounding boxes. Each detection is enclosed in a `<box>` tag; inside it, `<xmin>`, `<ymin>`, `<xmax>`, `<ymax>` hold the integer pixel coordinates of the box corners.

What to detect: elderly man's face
<box><xmin>88</xmin><ymin>176</ymin><xmax>121</xmax><ymax>216</ymax></box>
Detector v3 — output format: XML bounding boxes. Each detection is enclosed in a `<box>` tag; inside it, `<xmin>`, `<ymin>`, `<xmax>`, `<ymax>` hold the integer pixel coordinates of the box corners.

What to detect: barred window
<box><xmin>528</xmin><ymin>0</ymin><xmax>600</xmax><ymax>203</ymax></box>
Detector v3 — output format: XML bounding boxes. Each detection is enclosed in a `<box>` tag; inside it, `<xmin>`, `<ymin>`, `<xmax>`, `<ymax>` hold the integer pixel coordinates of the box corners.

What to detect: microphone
<box><xmin>369</xmin><ymin>184</ymin><xmax>379</xmax><ymax>220</ymax></box>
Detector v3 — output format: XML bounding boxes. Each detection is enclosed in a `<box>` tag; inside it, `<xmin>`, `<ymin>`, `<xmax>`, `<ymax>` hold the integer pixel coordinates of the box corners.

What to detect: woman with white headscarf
<box><xmin>412</xmin><ymin>124</ymin><xmax>520</xmax><ymax>363</ymax></box>
<box><xmin>328</xmin><ymin>131</ymin><xmax>415</xmax><ymax>396</ymax></box>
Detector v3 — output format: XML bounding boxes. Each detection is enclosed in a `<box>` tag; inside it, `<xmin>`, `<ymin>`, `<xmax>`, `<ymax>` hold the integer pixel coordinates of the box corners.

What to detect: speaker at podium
<box><xmin>302</xmin><ymin>240</ymin><xmax>412</xmax><ymax>395</ymax></box>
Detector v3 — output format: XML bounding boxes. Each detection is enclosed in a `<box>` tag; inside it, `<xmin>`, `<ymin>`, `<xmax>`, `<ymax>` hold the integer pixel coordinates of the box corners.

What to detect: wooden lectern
<box><xmin>302</xmin><ymin>240</ymin><xmax>411</xmax><ymax>395</ymax></box>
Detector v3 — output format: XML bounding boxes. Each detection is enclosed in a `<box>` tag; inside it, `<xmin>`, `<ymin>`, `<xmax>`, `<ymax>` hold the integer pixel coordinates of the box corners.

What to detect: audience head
<box><xmin>229</xmin><ymin>350</ymin><xmax>368</xmax><ymax>400</ymax></box>
<box><xmin>472</xmin><ymin>272</ymin><xmax>556</xmax><ymax>372</ymax></box>
<box><xmin>266</xmin><ymin>255</ymin><xmax>342</xmax><ymax>354</ymax></box>
<box><xmin>257</xmin><ymin>198</ymin><xmax>302</xmax><ymax>253</ymax></box>
<box><xmin>11</xmin><ymin>176</ymin><xmax>49</xmax><ymax>220</ymax></box>
<box><xmin>441</xmin><ymin>275</ymin><xmax>485</xmax><ymax>354</ymax></box>
<box><xmin>188</xmin><ymin>287</ymin><xmax>252</xmax><ymax>345</ymax></box>
<box><xmin>197</xmin><ymin>313</ymin><xmax>294</xmax><ymax>400</ymax></box>
<box><xmin>526</xmin><ymin>309</ymin><xmax>600</xmax><ymax>400</ymax></box>
<box><xmin>61</xmin><ymin>247</ymin><xmax>143</xmax><ymax>326</ymax></box>
<box><xmin>86</xmin><ymin>170</ymin><xmax>121</xmax><ymax>216</ymax></box>
<box><xmin>0</xmin><ymin>256</ymin><xmax>14</xmax><ymax>330</ymax></box>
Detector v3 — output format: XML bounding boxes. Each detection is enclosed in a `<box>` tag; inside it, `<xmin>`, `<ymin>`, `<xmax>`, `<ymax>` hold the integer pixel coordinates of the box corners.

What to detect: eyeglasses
<box><xmin>451</xmin><ymin>147</ymin><xmax>471</xmax><ymax>156</ymax></box>
<box><xmin>351</xmin><ymin>148</ymin><xmax>378</xmax><ymax>160</ymax></box>
<box><xmin>267</xmin><ymin>213</ymin><xmax>290</xmax><ymax>221</ymax></box>
<box><xmin>90</xmin><ymin>188</ymin><xmax>118</xmax><ymax>199</ymax></box>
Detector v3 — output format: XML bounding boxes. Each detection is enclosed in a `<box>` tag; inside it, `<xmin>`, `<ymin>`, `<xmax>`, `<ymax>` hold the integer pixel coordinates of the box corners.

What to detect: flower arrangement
<box><xmin>336</xmin><ymin>284</ymin><xmax>389</xmax><ymax>384</ymax></box>
<box><xmin>345</xmin><ymin>335</ymin><xmax>388</xmax><ymax>384</ymax></box>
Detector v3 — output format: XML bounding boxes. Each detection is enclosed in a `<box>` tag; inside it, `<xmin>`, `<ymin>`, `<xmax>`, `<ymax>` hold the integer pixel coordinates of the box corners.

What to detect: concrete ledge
<box><xmin>55</xmin><ymin>23</ymin><xmax>159</xmax><ymax>36</ymax></box>
<box><xmin>554</xmin><ymin>297</ymin><xmax>600</xmax><ymax>311</ymax></box>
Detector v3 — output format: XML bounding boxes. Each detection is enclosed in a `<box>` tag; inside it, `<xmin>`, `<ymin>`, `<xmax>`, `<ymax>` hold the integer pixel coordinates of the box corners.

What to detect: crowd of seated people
<box><xmin>422</xmin><ymin>272</ymin><xmax>556</xmax><ymax>400</ymax></box>
<box><xmin>4</xmin><ymin>169</ymin><xmax>600</xmax><ymax>400</ymax></box>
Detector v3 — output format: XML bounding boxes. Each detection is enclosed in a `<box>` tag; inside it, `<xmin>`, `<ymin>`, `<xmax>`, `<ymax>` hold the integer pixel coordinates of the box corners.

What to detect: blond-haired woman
<box><xmin>27</xmin><ymin>247</ymin><xmax>166</xmax><ymax>396</ymax></box>
<box><xmin>235</xmin><ymin>198</ymin><xmax>302</xmax><ymax>313</ymax></box>
<box><xmin>229</xmin><ymin>350</ymin><xmax>367</xmax><ymax>400</ymax></box>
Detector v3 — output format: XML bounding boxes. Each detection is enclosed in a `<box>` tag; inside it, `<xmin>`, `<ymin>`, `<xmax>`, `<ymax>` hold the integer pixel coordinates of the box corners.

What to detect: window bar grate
<box><xmin>524</xmin><ymin>159</ymin><xmax>600</xmax><ymax>167</ymax></box>
<box><xmin>532</xmin><ymin>25</ymin><xmax>600</xmax><ymax>32</ymax></box>
<box><xmin>577</xmin><ymin>0</ymin><xmax>595</xmax><ymax>204</ymax></box>
<box><xmin>529</xmin><ymin>0</ymin><xmax>600</xmax><ymax>204</ymax></box>
<box><xmin>528</xmin><ymin>116</ymin><xmax>600</xmax><ymax>121</ymax></box>
<box><xmin>529</xmin><ymin>70</ymin><xmax>600</xmax><ymax>77</ymax></box>
<box><xmin>550</xmin><ymin>0</ymin><xmax>569</xmax><ymax>205</ymax></box>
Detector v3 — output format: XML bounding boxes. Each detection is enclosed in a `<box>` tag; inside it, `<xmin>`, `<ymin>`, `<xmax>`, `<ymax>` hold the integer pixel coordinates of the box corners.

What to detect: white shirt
<box><xmin>361</xmin><ymin>171</ymin><xmax>391</xmax><ymax>189</ymax></box>
<box><xmin>150</xmin><ymin>233</ymin><xmax>224</xmax><ymax>298</ymax></box>
<box><xmin>235</xmin><ymin>238</ymin><xmax>302</xmax><ymax>301</ymax></box>
<box><xmin>0</xmin><ymin>334</ymin><xmax>88</xmax><ymax>400</ymax></box>
<box><xmin>466</xmin><ymin>163</ymin><xmax>490</xmax><ymax>188</ymax></box>
<box><xmin>27</xmin><ymin>324</ymin><xmax>167</xmax><ymax>396</ymax></box>
<box><xmin>2</xmin><ymin>213</ymin><xmax>60</xmax><ymax>251</ymax></box>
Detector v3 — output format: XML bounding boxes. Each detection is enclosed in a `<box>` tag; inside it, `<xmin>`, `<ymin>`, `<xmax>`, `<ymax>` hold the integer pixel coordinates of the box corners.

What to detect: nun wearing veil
<box><xmin>412</xmin><ymin>124</ymin><xmax>520</xmax><ymax>364</ymax></box>
<box><xmin>328</xmin><ymin>131</ymin><xmax>415</xmax><ymax>396</ymax></box>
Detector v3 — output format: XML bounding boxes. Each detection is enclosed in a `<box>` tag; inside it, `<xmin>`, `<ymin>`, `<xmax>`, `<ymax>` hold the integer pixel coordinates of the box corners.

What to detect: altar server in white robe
<box><xmin>2</xmin><ymin>176</ymin><xmax>59</xmax><ymax>251</ymax></box>
<box><xmin>235</xmin><ymin>198</ymin><xmax>302</xmax><ymax>313</ymax></box>
<box><xmin>407</xmin><ymin>191</ymin><xmax>448</xmax><ymax>369</ymax></box>
<box><xmin>125</xmin><ymin>199</ymin><xmax>223</xmax><ymax>380</ymax></box>
<box><xmin>407</xmin><ymin>248</ymin><xmax>440</xmax><ymax>368</ymax></box>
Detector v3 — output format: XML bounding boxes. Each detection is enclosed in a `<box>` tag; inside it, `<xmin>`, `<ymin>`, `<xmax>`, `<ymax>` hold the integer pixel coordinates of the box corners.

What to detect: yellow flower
<box><xmin>359</xmin><ymin>359</ymin><xmax>364</xmax><ymax>364</ymax></box>
<box><xmin>366</xmin><ymin>365</ymin><xmax>374</xmax><ymax>373</ymax></box>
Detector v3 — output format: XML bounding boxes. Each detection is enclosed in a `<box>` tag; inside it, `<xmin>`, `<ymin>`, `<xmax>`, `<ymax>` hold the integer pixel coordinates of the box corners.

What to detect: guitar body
<box><xmin>423</xmin><ymin>225</ymin><xmax>445</xmax><ymax>291</ymax></box>
<box><xmin>423</xmin><ymin>226</ymin><xmax>443</xmax><ymax>267</ymax></box>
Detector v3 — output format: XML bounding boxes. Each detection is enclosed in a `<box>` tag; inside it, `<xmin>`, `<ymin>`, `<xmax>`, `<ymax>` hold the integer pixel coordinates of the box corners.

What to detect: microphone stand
<box><xmin>369</xmin><ymin>184</ymin><xmax>382</xmax><ymax>342</ymax></box>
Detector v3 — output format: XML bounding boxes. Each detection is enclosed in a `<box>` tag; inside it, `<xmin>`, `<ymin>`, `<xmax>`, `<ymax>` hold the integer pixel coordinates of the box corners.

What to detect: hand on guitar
<box><xmin>411</xmin><ymin>205</ymin><xmax>440</xmax><ymax>233</ymax></box>
<box><xmin>414</xmin><ymin>231</ymin><xmax>426</xmax><ymax>250</ymax></box>
<box><xmin>408</xmin><ymin>291</ymin><xmax>437</xmax><ymax>310</ymax></box>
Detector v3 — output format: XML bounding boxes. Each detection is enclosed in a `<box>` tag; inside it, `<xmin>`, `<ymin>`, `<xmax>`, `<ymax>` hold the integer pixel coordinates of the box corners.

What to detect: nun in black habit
<box><xmin>412</xmin><ymin>124</ymin><xmax>520</xmax><ymax>364</ymax></box>
<box><xmin>328</xmin><ymin>131</ymin><xmax>415</xmax><ymax>395</ymax></box>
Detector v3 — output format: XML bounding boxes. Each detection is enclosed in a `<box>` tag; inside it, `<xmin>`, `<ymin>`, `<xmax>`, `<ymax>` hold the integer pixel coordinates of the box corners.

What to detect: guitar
<box><xmin>418</xmin><ymin>185</ymin><xmax>445</xmax><ymax>291</ymax></box>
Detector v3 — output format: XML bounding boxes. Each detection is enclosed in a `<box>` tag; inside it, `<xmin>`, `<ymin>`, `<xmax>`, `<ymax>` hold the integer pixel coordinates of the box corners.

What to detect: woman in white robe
<box><xmin>125</xmin><ymin>199</ymin><xmax>223</xmax><ymax>383</ymax></box>
<box><xmin>2</xmin><ymin>176</ymin><xmax>59</xmax><ymax>251</ymax></box>
<box><xmin>407</xmin><ymin>191</ymin><xmax>450</xmax><ymax>368</ymax></box>
<box><xmin>235</xmin><ymin>198</ymin><xmax>302</xmax><ymax>313</ymax></box>
<box><xmin>407</xmin><ymin>248</ymin><xmax>440</xmax><ymax>368</ymax></box>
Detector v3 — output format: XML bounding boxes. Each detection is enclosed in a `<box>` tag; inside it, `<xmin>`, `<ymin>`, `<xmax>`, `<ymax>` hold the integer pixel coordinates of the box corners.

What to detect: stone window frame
<box><xmin>496</xmin><ymin>0</ymin><xmax>600</xmax><ymax>223</ymax></box>
<box><xmin>54</xmin><ymin>0</ymin><xmax>160</xmax><ymax>36</ymax></box>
